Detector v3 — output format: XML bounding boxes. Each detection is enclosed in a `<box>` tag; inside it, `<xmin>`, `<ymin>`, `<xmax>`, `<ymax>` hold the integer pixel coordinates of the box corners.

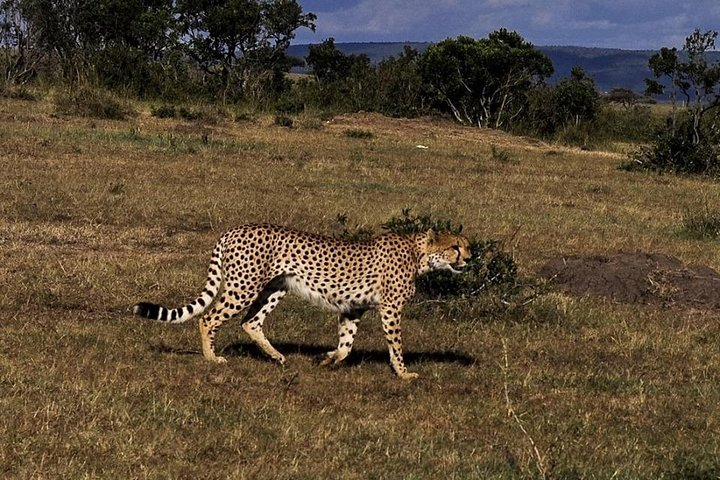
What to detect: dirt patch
<box><xmin>539</xmin><ymin>252</ymin><xmax>720</xmax><ymax>310</ymax></box>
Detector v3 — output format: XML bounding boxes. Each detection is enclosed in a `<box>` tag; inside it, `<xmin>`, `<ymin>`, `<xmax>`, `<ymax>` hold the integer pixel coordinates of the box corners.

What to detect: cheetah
<box><xmin>133</xmin><ymin>224</ymin><xmax>471</xmax><ymax>379</ymax></box>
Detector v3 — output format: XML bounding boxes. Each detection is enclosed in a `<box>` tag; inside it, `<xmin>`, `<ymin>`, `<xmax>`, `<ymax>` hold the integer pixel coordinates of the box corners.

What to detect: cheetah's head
<box><xmin>424</xmin><ymin>229</ymin><xmax>472</xmax><ymax>274</ymax></box>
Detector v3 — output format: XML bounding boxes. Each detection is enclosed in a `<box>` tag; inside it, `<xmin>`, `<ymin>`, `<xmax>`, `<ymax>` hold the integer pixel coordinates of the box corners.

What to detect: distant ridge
<box><xmin>287</xmin><ymin>42</ymin><xmax>430</xmax><ymax>69</ymax></box>
<box><xmin>287</xmin><ymin>42</ymin><xmax>720</xmax><ymax>95</ymax></box>
<box><xmin>539</xmin><ymin>46</ymin><xmax>655</xmax><ymax>93</ymax></box>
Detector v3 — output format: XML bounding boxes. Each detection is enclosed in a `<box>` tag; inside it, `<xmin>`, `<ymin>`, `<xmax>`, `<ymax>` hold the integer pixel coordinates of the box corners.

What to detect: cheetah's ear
<box><xmin>426</xmin><ymin>228</ymin><xmax>438</xmax><ymax>243</ymax></box>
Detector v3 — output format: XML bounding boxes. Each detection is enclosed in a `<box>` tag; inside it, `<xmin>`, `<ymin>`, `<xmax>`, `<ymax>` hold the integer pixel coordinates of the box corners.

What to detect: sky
<box><xmin>292</xmin><ymin>0</ymin><xmax>720</xmax><ymax>50</ymax></box>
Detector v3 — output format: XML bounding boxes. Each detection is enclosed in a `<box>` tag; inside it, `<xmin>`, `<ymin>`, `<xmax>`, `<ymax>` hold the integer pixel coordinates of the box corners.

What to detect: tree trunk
<box><xmin>445</xmin><ymin>97</ymin><xmax>464</xmax><ymax>124</ymax></box>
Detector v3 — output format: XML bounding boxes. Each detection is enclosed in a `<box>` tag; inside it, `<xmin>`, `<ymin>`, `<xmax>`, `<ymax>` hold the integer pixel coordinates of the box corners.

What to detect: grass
<box><xmin>681</xmin><ymin>204</ymin><xmax>720</xmax><ymax>240</ymax></box>
<box><xmin>53</xmin><ymin>85</ymin><xmax>135</xmax><ymax>120</ymax></box>
<box><xmin>1</xmin><ymin>99</ymin><xmax>720</xmax><ymax>478</ymax></box>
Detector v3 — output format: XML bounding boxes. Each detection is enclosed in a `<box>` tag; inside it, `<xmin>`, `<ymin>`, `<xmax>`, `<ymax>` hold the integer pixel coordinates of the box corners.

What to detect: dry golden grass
<box><xmin>1</xmin><ymin>97</ymin><xmax>720</xmax><ymax>478</ymax></box>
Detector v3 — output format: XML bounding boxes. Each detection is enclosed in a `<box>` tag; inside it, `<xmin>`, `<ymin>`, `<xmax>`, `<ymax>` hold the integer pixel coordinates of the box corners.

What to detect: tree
<box><xmin>645</xmin><ymin>29</ymin><xmax>720</xmax><ymax>143</ymax></box>
<box><xmin>634</xmin><ymin>29</ymin><xmax>720</xmax><ymax>175</ymax></box>
<box><xmin>375</xmin><ymin>46</ymin><xmax>426</xmax><ymax>117</ymax></box>
<box><xmin>305</xmin><ymin>37</ymin><xmax>352</xmax><ymax>83</ymax></box>
<box><xmin>10</xmin><ymin>0</ymin><xmax>179</xmax><ymax>91</ymax></box>
<box><xmin>605</xmin><ymin>87</ymin><xmax>644</xmax><ymax>110</ymax></box>
<box><xmin>84</xmin><ymin>0</ymin><xmax>177</xmax><ymax>94</ymax></box>
<box><xmin>304</xmin><ymin>37</ymin><xmax>376</xmax><ymax>111</ymax></box>
<box><xmin>12</xmin><ymin>0</ymin><xmax>82</xmax><ymax>81</ymax></box>
<box><xmin>645</xmin><ymin>46</ymin><xmax>680</xmax><ymax>128</ymax></box>
<box><xmin>419</xmin><ymin>30</ymin><xmax>553</xmax><ymax>128</ymax></box>
<box><xmin>553</xmin><ymin>66</ymin><xmax>599</xmax><ymax>126</ymax></box>
<box><xmin>0</xmin><ymin>0</ymin><xmax>44</xmax><ymax>85</ymax></box>
<box><xmin>177</xmin><ymin>0</ymin><xmax>315</xmax><ymax>103</ymax></box>
<box><xmin>523</xmin><ymin>67</ymin><xmax>600</xmax><ymax>139</ymax></box>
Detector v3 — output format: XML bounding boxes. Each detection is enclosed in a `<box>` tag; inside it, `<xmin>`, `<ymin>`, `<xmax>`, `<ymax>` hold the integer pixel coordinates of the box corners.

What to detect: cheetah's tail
<box><xmin>132</xmin><ymin>239</ymin><xmax>224</xmax><ymax>324</ymax></box>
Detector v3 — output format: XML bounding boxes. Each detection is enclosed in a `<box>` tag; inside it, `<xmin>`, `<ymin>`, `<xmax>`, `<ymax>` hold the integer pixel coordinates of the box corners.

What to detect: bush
<box><xmin>274</xmin><ymin>115</ymin><xmax>294</xmax><ymax>128</ymax></box>
<box><xmin>554</xmin><ymin>122</ymin><xmax>596</xmax><ymax>150</ymax></box>
<box><xmin>343</xmin><ymin>128</ymin><xmax>375</xmax><ymax>139</ymax></box>
<box><xmin>1</xmin><ymin>85</ymin><xmax>38</xmax><ymax>101</ymax></box>
<box><xmin>151</xmin><ymin>105</ymin><xmax>177</xmax><ymax>118</ymax></box>
<box><xmin>54</xmin><ymin>85</ymin><xmax>134</xmax><ymax>120</ymax></box>
<box><xmin>336</xmin><ymin>209</ymin><xmax>528</xmax><ymax>307</ymax></box>
<box><xmin>333</xmin><ymin>213</ymin><xmax>374</xmax><ymax>242</ymax></box>
<box><xmin>545</xmin><ymin>105</ymin><xmax>660</xmax><ymax>149</ymax></box>
<box><xmin>490</xmin><ymin>144</ymin><xmax>514</xmax><ymax>163</ymax></box>
<box><xmin>275</xmin><ymin>93</ymin><xmax>306</xmax><ymax>114</ymax></box>
<box><xmin>625</xmin><ymin>118</ymin><xmax>720</xmax><ymax>176</ymax></box>
<box><xmin>380</xmin><ymin>208</ymin><xmax>462</xmax><ymax>236</ymax></box>
<box><xmin>178</xmin><ymin>106</ymin><xmax>202</xmax><ymax>121</ymax></box>
<box><xmin>234</xmin><ymin>112</ymin><xmax>256</xmax><ymax>123</ymax></box>
<box><xmin>380</xmin><ymin>209</ymin><xmax>519</xmax><ymax>300</ymax></box>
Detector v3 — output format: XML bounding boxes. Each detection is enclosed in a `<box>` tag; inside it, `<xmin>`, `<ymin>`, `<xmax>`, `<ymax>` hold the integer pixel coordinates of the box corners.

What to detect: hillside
<box><xmin>288</xmin><ymin>42</ymin><xmax>720</xmax><ymax>94</ymax></box>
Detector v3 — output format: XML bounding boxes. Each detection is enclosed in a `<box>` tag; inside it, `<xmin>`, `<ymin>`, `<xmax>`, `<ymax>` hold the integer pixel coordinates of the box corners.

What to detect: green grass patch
<box><xmin>681</xmin><ymin>206</ymin><xmax>720</xmax><ymax>240</ymax></box>
<box><xmin>343</xmin><ymin>128</ymin><xmax>376</xmax><ymax>139</ymax></box>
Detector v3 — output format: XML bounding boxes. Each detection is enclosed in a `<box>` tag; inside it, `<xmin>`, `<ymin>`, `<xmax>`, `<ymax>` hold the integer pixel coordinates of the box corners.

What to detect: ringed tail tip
<box><xmin>133</xmin><ymin>302</ymin><xmax>161</xmax><ymax>319</ymax></box>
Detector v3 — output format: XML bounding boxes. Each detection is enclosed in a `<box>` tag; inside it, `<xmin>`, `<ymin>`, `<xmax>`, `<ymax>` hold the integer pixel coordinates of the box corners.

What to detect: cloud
<box><xmin>293</xmin><ymin>0</ymin><xmax>720</xmax><ymax>50</ymax></box>
<box><xmin>482</xmin><ymin>0</ymin><xmax>530</xmax><ymax>6</ymax></box>
<box><xmin>315</xmin><ymin>0</ymin><xmax>461</xmax><ymax>37</ymax></box>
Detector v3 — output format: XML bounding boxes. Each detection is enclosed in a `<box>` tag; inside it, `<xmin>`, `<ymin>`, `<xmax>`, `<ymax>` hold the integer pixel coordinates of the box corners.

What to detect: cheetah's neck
<box><xmin>413</xmin><ymin>233</ymin><xmax>432</xmax><ymax>276</ymax></box>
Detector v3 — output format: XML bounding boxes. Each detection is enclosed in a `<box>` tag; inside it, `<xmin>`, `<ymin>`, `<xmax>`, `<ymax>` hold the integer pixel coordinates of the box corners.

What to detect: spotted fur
<box><xmin>133</xmin><ymin>224</ymin><xmax>471</xmax><ymax>379</ymax></box>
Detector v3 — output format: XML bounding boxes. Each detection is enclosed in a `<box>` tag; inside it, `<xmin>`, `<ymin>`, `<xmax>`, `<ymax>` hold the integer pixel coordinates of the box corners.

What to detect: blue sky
<box><xmin>293</xmin><ymin>1</ymin><xmax>720</xmax><ymax>50</ymax></box>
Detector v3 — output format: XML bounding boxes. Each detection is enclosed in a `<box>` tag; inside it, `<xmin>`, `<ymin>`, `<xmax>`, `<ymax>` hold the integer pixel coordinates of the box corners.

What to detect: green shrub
<box><xmin>334</xmin><ymin>209</ymin><xmax>529</xmax><ymax>310</ymax></box>
<box><xmin>178</xmin><ymin>106</ymin><xmax>202</xmax><ymax>121</ymax></box>
<box><xmin>151</xmin><ymin>105</ymin><xmax>177</xmax><ymax>118</ymax></box>
<box><xmin>54</xmin><ymin>85</ymin><xmax>134</xmax><ymax>120</ymax></box>
<box><xmin>522</xmin><ymin>84</ymin><xmax>659</xmax><ymax>147</ymax></box>
<box><xmin>555</xmin><ymin>122</ymin><xmax>596</xmax><ymax>150</ymax></box>
<box><xmin>275</xmin><ymin>94</ymin><xmax>306</xmax><ymax>114</ymax></box>
<box><xmin>625</xmin><ymin>118</ymin><xmax>720</xmax><ymax>176</ymax></box>
<box><xmin>381</xmin><ymin>208</ymin><xmax>461</xmax><ymax>236</ymax></box>
<box><xmin>1</xmin><ymin>85</ymin><xmax>38</xmax><ymax>101</ymax></box>
<box><xmin>381</xmin><ymin>209</ymin><xmax>519</xmax><ymax>301</ymax></box>
<box><xmin>274</xmin><ymin>115</ymin><xmax>294</xmax><ymax>128</ymax></box>
<box><xmin>490</xmin><ymin>144</ymin><xmax>514</xmax><ymax>163</ymax></box>
<box><xmin>594</xmin><ymin>105</ymin><xmax>659</xmax><ymax>143</ymax></box>
<box><xmin>333</xmin><ymin>213</ymin><xmax>374</xmax><ymax>242</ymax></box>
<box><xmin>343</xmin><ymin>128</ymin><xmax>375</xmax><ymax>139</ymax></box>
<box><xmin>234</xmin><ymin>112</ymin><xmax>255</xmax><ymax>123</ymax></box>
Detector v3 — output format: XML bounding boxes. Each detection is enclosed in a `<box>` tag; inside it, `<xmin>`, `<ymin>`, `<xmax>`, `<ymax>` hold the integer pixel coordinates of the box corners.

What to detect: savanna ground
<box><xmin>1</xmin><ymin>95</ymin><xmax>719</xmax><ymax>479</ymax></box>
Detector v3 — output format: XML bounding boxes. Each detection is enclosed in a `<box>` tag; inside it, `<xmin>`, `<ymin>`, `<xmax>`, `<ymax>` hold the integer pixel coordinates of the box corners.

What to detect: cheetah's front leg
<box><xmin>320</xmin><ymin>314</ymin><xmax>361</xmax><ymax>366</ymax></box>
<box><xmin>379</xmin><ymin>304</ymin><xmax>418</xmax><ymax>380</ymax></box>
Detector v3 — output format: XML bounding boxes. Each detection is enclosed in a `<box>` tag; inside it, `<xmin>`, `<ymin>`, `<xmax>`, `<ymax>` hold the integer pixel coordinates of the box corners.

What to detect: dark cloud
<box><xmin>294</xmin><ymin>0</ymin><xmax>720</xmax><ymax>49</ymax></box>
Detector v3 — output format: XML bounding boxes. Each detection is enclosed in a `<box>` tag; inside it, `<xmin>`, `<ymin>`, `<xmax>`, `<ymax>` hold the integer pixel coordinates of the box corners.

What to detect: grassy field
<box><xmin>1</xmin><ymin>95</ymin><xmax>719</xmax><ymax>479</ymax></box>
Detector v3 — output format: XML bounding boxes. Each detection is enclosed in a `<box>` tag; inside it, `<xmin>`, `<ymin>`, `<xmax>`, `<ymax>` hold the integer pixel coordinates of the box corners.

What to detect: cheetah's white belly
<box><xmin>284</xmin><ymin>275</ymin><xmax>378</xmax><ymax>313</ymax></box>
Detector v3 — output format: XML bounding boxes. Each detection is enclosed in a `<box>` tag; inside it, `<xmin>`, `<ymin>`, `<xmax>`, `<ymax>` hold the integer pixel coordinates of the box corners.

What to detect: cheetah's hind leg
<box><xmin>198</xmin><ymin>281</ymin><xmax>266</xmax><ymax>364</ymax></box>
<box><xmin>241</xmin><ymin>277</ymin><xmax>288</xmax><ymax>365</ymax></box>
<box><xmin>198</xmin><ymin>291</ymin><xmax>253</xmax><ymax>364</ymax></box>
